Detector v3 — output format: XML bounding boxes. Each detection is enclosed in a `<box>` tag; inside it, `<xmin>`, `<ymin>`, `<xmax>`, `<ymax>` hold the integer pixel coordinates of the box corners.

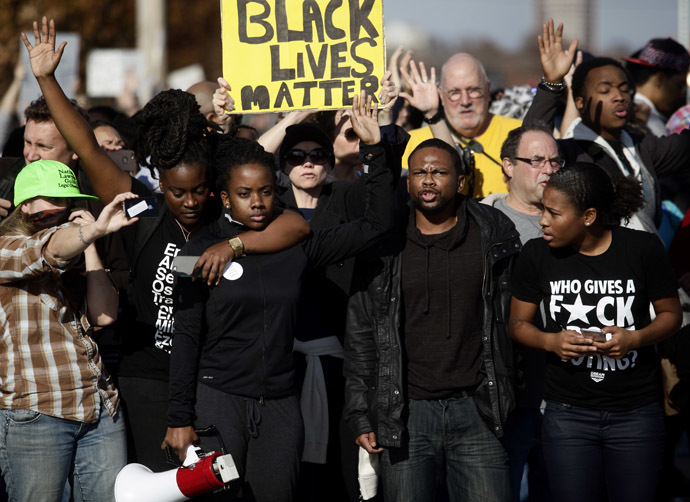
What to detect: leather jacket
<box><xmin>343</xmin><ymin>198</ymin><xmax>521</xmax><ymax>447</ymax></box>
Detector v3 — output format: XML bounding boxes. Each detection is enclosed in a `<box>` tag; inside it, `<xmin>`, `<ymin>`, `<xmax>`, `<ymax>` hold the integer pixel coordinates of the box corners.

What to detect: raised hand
<box><xmin>377</xmin><ymin>70</ymin><xmax>399</xmax><ymax>126</ymax></box>
<box><xmin>212</xmin><ymin>77</ymin><xmax>236</xmax><ymax>134</ymax></box>
<box><xmin>399</xmin><ymin>60</ymin><xmax>439</xmax><ymax>117</ymax></box>
<box><xmin>538</xmin><ymin>18</ymin><xmax>579</xmax><ymax>83</ymax></box>
<box><xmin>92</xmin><ymin>192</ymin><xmax>140</xmax><ymax>237</ymax></box>
<box><xmin>350</xmin><ymin>91</ymin><xmax>380</xmax><ymax>145</ymax></box>
<box><xmin>21</xmin><ymin>17</ymin><xmax>66</xmax><ymax>79</ymax></box>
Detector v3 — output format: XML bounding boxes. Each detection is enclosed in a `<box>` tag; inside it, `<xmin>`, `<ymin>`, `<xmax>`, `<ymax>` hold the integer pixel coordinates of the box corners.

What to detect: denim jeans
<box><xmin>380</xmin><ymin>397</ymin><xmax>511</xmax><ymax>502</ymax></box>
<box><xmin>542</xmin><ymin>400</ymin><xmax>665</xmax><ymax>502</ymax></box>
<box><xmin>0</xmin><ymin>402</ymin><xmax>126</xmax><ymax>502</ymax></box>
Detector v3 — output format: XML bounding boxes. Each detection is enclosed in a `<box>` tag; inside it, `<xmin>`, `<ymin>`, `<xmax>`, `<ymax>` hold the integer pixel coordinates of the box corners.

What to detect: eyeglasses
<box><xmin>443</xmin><ymin>87</ymin><xmax>485</xmax><ymax>102</ymax></box>
<box><xmin>514</xmin><ymin>156</ymin><xmax>565</xmax><ymax>169</ymax></box>
<box><xmin>284</xmin><ymin>148</ymin><xmax>331</xmax><ymax>167</ymax></box>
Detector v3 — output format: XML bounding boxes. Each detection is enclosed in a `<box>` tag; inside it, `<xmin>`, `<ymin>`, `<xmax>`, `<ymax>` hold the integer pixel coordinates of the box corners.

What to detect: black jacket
<box><xmin>343</xmin><ymin>198</ymin><xmax>521</xmax><ymax>446</ymax></box>
<box><xmin>276</xmin><ymin>127</ymin><xmax>409</xmax><ymax>342</ymax></box>
<box><xmin>524</xmin><ymin>86</ymin><xmax>690</xmax><ymax>226</ymax></box>
<box><xmin>167</xmin><ymin>142</ymin><xmax>395</xmax><ymax>427</ymax></box>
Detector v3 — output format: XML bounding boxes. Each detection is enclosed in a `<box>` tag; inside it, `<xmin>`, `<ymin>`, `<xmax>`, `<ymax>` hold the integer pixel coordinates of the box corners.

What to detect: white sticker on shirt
<box><xmin>223</xmin><ymin>262</ymin><xmax>244</xmax><ymax>281</ymax></box>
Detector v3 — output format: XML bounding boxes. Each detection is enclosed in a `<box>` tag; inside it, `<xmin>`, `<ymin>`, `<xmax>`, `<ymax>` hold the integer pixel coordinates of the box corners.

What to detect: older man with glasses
<box><xmin>481</xmin><ymin>122</ymin><xmax>562</xmax><ymax>501</ymax></box>
<box><xmin>401</xmin><ymin>53</ymin><xmax>522</xmax><ymax>198</ymax></box>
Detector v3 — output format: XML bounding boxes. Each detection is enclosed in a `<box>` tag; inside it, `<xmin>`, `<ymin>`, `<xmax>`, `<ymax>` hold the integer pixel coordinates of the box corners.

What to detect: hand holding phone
<box><xmin>581</xmin><ymin>328</ymin><xmax>607</xmax><ymax>342</ymax></box>
<box><xmin>123</xmin><ymin>197</ymin><xmax>160</xmax><ymax>219</ymax></box>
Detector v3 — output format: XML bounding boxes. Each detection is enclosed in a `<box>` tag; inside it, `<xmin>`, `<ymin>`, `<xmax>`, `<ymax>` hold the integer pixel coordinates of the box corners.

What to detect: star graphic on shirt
<box><xmin>561</xmin><ymin>293</ymin><xmax>595</xmax><ymax>324</ymax></box>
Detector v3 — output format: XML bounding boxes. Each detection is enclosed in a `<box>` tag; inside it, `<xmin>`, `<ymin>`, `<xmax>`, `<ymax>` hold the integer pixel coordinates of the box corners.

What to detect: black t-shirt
<box><xmin>512</xmin><ymin>227</ymin><xmax>677</xmax><ymax>411</ymax></box>
<box><xmin>117</xmin><ymin>179</ymin><xmax>210</xmax><ymax>381</ymax></box>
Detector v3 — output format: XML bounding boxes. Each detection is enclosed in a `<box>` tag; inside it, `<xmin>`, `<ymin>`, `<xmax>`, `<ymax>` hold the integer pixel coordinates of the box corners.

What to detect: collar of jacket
<box><xmin>466</xmin><ymin>198</ymin><xmax>521</xmax><ymax>263</ymax></box>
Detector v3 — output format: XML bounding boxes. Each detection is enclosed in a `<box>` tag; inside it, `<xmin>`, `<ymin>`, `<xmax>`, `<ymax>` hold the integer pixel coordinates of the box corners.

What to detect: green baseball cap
<box><xmin>14</xmin><ymin>160</ymin><xmax>99</xmax><ymax>207</ymax></box>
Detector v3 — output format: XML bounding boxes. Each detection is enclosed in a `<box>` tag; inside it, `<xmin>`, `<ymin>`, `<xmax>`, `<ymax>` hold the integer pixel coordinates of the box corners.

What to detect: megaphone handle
<box><xmin>165</xmin><ymin>445</ymin><xmax>183</xmax><ymax>467</ymax></box>
<box><xmin>195</xmin><ymin>425</ymin><xmax>228</xmax><ymax>455</ymax></box>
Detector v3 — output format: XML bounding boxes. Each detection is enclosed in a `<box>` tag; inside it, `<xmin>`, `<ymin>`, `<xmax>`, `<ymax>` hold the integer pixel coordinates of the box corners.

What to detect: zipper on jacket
<box><xmin>482</xmin><ymin>235</ymin><xmax>519</xmax><ymax>300</ymax></box>
<box><xmin>257</xmin><ymin>260</ymin><xmax>267</xmax><ymax>405</ymax></box>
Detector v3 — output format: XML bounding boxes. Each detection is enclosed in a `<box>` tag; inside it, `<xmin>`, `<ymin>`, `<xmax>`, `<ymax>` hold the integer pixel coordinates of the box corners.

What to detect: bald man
<box><xmin>186</xmin><ymin>81</ymin><xmax>221</xmax><ymax>123</ymax></box>
<box><xmin>402</xmin><ymin>53</ymin><xmax>522</xmax><ymax>197</ymax></box>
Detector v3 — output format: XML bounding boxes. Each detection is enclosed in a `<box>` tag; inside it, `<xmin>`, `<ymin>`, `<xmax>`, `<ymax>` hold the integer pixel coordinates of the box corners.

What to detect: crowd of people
<box><xmin>1</xmin><ymin>14</ymin><xmax>690</xmax><ymax>502</ymax></box>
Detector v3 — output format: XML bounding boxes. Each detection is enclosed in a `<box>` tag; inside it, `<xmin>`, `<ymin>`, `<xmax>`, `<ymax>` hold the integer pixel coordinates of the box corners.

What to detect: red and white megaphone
<box><xmin>114</xmin><ymin>443</ymin><xmax>239</xmax><ymax>501</ymax></box>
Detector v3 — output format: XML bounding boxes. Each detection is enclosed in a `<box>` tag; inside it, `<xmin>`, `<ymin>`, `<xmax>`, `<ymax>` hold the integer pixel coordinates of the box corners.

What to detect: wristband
<box><xmin>422</xmin><ymin>109</ymin><xmax>444</xmax><ymax>125</ymax></box>
<box><xmin>228</xmin><ymin>236</ymin><xmax>244</xmax><ymax>258</ymax></box>
<box><xmin>539</xmin><ymin>75</ymin><xmax>566</xmax><ymax>92</ymax></box>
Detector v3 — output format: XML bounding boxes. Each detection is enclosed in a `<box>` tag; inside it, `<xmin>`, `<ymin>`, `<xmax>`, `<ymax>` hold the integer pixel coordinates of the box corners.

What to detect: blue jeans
<box><xmin>542</xmin><ymin>400</ymin><xmax>665</xmax><ymax>502</ymax></box>
<box><xmin>380</xmin><ymin>397</ymin><xmax>511</xmax><ymax>502</ymax></box>
<box><xmin>0</xmin><ymin>403</ymin><xmax>126</xmax><ymax>502</ymax></box>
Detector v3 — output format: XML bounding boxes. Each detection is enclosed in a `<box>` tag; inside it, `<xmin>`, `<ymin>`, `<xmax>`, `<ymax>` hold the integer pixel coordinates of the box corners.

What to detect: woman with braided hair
<box><xmin>23</xmin><ymin>17</ymin><xmax>309</xmax><ymax>473</ymax></box>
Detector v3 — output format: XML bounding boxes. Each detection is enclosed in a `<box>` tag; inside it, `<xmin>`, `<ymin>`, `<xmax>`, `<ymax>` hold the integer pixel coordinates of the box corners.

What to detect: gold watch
<box><xmin>228</xmin><ymin>236</ymin><xmax>244</xmax><ymax>258</ymax></box>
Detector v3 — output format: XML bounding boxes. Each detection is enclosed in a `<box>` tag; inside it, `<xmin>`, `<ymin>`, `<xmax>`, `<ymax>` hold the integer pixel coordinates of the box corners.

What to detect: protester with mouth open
<box><xmin>523</xmin><ymin>19</ymin><xmax>690</xmax><ymax>236</ymax></box>
<box><xmin>510</xmin><ymin>162</ymin><xmax>682</xmax><ymax>502</ymax></box>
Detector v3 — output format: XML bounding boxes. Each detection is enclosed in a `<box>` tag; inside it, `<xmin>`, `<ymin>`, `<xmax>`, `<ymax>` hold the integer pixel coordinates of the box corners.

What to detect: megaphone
<box><xmin>115</xmin><ymin>442</ymin><xmax>239</xmax><ymax>501</ymax></box>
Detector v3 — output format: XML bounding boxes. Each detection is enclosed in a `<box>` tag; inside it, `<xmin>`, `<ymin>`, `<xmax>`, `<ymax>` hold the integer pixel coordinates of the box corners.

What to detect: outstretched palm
<box><xmin>538</xmin><ymin>18</ymin><xmax>578</xmax><ymax>83</ymax></box>
<box><xmin>350</xmin><ymin>91</ymin><xmax>380</xmax><ymax>145</ymax></box>
<box><xmin>21</xmin><ymin>17</ymin><xmax>66</xmax><ymax>79</ymax></box>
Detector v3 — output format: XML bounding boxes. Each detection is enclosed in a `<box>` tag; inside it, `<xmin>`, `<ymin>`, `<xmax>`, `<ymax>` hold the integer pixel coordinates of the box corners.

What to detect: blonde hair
<box><xmin>0</xmin><ymin>206</ymin><xmax>39</xmax><ymax>237</ymax></box>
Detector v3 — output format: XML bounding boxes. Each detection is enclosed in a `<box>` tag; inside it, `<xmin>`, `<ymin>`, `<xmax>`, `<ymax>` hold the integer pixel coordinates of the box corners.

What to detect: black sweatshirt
<box><xmin>167</xmin><ymin>142</ymin><xmax>394</xmax><ymax>427</ymax></box>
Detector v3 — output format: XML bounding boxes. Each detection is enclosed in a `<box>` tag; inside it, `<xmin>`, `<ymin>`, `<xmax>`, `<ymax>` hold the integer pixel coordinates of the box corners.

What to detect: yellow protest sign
<box><xmin>221</xmin><ymin>0</ymin><xmax>385</xmax><ymax>113</ymax></box>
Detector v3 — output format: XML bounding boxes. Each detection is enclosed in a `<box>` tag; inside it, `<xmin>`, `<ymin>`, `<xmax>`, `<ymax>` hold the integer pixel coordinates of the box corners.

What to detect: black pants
<box><xmin>118</xmin><ymin>376</ymin><xmax>171</xmax><ymax>472</ymax></box>
<box><xmin>195</xmin><ymin>383</ymin><xmax>304</xmax><ymax>502</ymax></box>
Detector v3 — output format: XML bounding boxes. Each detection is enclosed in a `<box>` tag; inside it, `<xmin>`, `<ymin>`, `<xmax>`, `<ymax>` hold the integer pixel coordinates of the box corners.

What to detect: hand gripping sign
<box><xmin>222</xmin><ymin>0</ymin><xmax>385</xmax><ymax>113</ymax></box>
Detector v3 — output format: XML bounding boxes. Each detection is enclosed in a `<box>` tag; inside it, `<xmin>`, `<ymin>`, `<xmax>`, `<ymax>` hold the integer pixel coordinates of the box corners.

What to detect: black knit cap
<box><xmin>279</xmin><ymin>123</ymin><xmax>335</xmax><ymax>170</ymax></box>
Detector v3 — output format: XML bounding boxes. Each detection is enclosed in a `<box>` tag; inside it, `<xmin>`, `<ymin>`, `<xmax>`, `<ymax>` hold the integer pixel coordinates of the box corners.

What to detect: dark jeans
<box><xmin>542</xmin><ymin>400</ymin><xmax>665</xmax><ymax>502</ymax></box>
<box><xmin>380</xmin><ymin>397</ymin><xmax>511</xmax><ymax>502</ymax></box>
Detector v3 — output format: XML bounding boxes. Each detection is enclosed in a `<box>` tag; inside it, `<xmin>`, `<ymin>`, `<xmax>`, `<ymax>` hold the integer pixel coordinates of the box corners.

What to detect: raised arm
<box><xmin>21</xmin><ymin>17</ymin><xmax>132</xmax><ymax>204</ymax></box>
<box><xmin>304</xmin><ymin>92</ymin><xmax>397</xmax><ymax>268</ymax></box>
<box><xmin>47</xmin><ymin>192</ymin><xmax>139</xmax><ymax>262</ymax></box>
<box><xmin>400</xmin><ymin>60</ymin><xmax>456</xmax><ymax>146</ymax></box>
<box><xmin>523</xmin><ymin>19</ymin><xmax>578</xmax><ymax>128</ymax></box>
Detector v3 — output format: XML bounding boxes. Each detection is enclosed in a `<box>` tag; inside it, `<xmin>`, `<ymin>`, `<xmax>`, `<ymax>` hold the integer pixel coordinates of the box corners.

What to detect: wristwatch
<box><xmin>228</xmin><ymin>236</ymin><xmax>244</xmax><ymax>258</ymax></box>
<box><xmin>423</xmin><ymin>109</ymin><xmax>444</xmax><ymax>125</ymax></box>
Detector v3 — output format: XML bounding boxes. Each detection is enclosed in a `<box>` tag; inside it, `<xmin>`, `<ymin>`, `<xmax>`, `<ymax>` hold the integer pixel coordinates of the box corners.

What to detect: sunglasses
<box><xmin>284</xmin><ymin>148</ymin><xmax>331</xmax><ymax>167</ymax></box>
